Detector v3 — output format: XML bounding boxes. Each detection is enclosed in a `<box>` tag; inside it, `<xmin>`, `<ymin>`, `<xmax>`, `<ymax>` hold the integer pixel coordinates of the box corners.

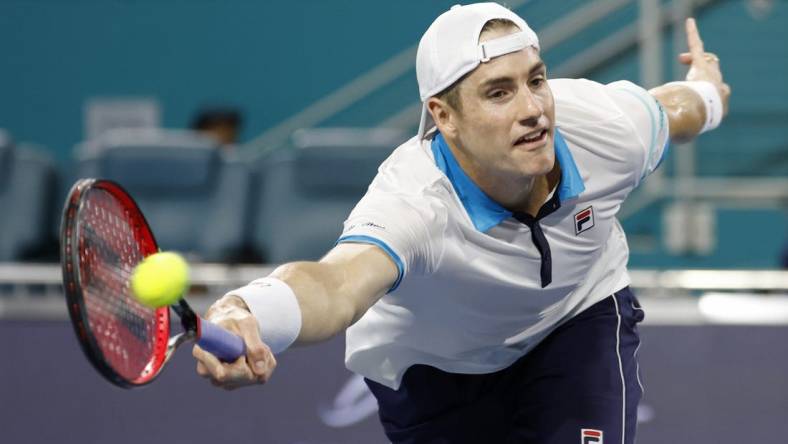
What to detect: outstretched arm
<box><xmin>192</xmin><ymin>243</ymin><xmax>398</xmax><ymax>390</ymax></box>
<box><xmin>649</xmin><ymin>18</ymin><xmax>731</xmax><ymax>143</ymax></box>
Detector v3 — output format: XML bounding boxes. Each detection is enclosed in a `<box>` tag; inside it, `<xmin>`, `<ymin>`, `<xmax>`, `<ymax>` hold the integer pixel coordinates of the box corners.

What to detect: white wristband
<box><xmin>226</xmin><ymin>277</ymin><xmax>302</xmax><ymax>354</ymax></box>
<box><xmin>667</xmin><ymin>80</ymin><xmax>723</xmax><ymax>133</ymax></box>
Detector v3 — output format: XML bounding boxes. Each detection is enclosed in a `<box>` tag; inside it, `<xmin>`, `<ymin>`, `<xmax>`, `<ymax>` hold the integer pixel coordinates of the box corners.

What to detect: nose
<box><xmin>515</xmin><ymin>86</ymin><xmax>543</xmax><ymax>126</ymax></box>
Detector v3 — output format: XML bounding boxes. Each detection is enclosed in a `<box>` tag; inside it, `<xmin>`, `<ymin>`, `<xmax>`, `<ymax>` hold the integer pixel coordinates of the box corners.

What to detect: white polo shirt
<box><xmin>338</xmin><ymin>78</ymin><xmax>669</xmax><ymax>390</ymax></box>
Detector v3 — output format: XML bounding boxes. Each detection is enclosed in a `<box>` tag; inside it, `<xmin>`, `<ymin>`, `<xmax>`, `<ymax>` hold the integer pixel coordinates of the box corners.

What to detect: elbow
<box><xmin>670</xmin><ymin>130</ymin><xmax>695</xmax><ymax>145</ymax></box>
<box><xmin>666</xmin><ymin>104</ymin><xmax>705</xmax><ymax>144</ymax></box>
<box><xmin>658</xmin><ymin>88</ymin><xmax>707</xmax><ymax>143</ymax></box>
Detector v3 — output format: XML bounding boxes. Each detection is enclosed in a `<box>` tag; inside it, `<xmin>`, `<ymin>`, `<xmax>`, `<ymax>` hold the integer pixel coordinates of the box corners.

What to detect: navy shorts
<box><xmin>366</xmin><ymin>287</ymin><xmax>645</xmax><ymax>444</ymax></box>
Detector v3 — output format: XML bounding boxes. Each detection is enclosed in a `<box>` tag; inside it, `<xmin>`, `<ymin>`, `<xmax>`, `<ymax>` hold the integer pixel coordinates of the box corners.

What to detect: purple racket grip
<box><xmin>197</xmin><ymin>318</ymin><xmax>246</xmax><ymax>362</ymax></box>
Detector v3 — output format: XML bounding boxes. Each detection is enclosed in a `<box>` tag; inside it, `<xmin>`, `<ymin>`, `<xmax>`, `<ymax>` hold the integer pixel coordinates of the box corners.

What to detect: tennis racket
<box><xmin>60</xmin><ymin>178</ymin><xmax>246</xmax><ymax>388</ymax></box>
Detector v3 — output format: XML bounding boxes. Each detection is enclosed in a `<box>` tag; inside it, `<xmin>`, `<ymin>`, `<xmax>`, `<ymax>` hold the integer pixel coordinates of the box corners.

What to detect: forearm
<box><xmin>220</xmin><ymin>261</ymin><xmax>355</xmax><ymax>345</ymax></box>
<box><xmin>195</xmin><ymin>245</ymin><xmax>394</xmax><ymax>390</ymax></box>
<box><xmin>220</xmin><ymin>243</ymin><xmax>396</xmax><ymax>349</ymax></box>
<box><xmin>268</xmin><ymin>261</ymin><xmax>358</xmax><ymax>344</ymax></box>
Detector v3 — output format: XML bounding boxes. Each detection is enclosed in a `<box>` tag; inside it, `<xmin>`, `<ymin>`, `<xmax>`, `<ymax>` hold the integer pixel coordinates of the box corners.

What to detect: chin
<box><xmin>523</xmin><ymin>151</ymin><xmax>555</xmax><ymax>177</ymax></box>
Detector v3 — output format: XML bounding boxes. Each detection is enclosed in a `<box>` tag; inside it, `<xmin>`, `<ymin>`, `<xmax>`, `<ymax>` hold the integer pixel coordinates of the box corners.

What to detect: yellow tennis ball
<box><xmin>130</xmin><ymin>252</ymin><xmax>190</xmax><ymax>308</ymax></box>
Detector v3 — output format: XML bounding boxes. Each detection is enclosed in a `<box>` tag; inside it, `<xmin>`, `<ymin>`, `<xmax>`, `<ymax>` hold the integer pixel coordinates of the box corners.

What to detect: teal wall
<box><xmin>1</xmin><ymin>0</ymin><xmax>786</xmax><ymax>267</ymax></box>
<box><xmin>5</xmin><ymin>0</ymin><xmax>785</xmax><ymax>170</ymax></box>
<box><xmin>0</xmin><ymin>0</ymin><xmax>454</xmax><ymax>162</ymax></box>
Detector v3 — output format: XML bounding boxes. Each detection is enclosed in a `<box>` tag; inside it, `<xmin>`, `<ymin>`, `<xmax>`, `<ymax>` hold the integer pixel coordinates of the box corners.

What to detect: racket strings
<box><xmin>78</xmin><ymin>189</ymin><xmax>162</xmax><ymax>381</ymax></box>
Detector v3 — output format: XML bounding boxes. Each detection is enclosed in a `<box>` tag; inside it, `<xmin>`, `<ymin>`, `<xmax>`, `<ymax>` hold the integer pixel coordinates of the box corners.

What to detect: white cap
<box><xmin>416</xmin><ymin>3</ymin><xmax>539</xmax><ymax>138</ymax></box>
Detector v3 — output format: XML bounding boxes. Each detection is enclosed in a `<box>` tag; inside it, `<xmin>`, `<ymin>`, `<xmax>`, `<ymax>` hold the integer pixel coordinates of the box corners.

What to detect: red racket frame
<box><xmin>60</xmin><ymin>178</ymin><xmax>170</xmax><ymax>387</ymax></box>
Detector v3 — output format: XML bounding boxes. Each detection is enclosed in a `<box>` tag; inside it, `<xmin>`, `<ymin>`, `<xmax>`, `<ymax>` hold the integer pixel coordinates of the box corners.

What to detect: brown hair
<box><xmin>435</xmin><ymin>18</ymin><xmax>520</xmax><ymax>112</ymax></box>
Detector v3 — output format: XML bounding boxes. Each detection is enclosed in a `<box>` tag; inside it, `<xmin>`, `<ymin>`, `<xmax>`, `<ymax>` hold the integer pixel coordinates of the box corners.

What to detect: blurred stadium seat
<box><xmin>74</xmin><ymin>127</ymin><xmax>216</xmax><ymax>158</ymax></box>
<box><xmin>76</xmin><ymin>128</ymin><xmax>252</xmax><ymax>262</ymax></box>
<box><xmin>0</xmin><ymin>130</ymin><xmax>59</xmax><ymax>261</ymax></box>
<box><xmin>251</xmin><ymin>128</ymin><xmax>407</xmax><ymax>262</ymax></box>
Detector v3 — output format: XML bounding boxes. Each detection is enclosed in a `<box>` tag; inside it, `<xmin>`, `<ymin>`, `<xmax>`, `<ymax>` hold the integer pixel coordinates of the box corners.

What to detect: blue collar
<box><xmin>431</xmin><ymin>129</ymin><xmax>585</xmax><ymax>232</ymax></box>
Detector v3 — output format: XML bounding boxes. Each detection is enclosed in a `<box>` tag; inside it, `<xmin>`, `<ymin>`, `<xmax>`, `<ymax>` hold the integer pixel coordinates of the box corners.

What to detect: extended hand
<box><xmin>678</xmin><ymin>18</ymin><xmax>731</xmax><ymax>115</ymax></box>
<box><xmin>192</xmin><ymin>295</ymin><xmax>277</xmax><ymax>390</ymax></box>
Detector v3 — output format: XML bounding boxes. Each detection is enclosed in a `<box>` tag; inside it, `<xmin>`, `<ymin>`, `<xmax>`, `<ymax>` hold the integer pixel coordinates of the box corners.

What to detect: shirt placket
<box><xmin>513</xmin><ymin>191</ymin><xmax>562</xmax><ymax>288</ymax></box>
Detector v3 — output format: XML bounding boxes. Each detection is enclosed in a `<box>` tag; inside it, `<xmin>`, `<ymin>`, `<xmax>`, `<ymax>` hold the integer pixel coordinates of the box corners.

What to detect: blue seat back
<box><xmin>252</xmin><ymin>128</ymin><xmax>406</xmax><ymax>262</ymax></box>
<box><xmin>76</xmin><ymin>129</ymin><xmax>251</xmax><ymax>262</ymax></box>
<box><xmin>0</xmin><ymin>135</ymin><xmax>58</xmax><ymax>261</ymax></box>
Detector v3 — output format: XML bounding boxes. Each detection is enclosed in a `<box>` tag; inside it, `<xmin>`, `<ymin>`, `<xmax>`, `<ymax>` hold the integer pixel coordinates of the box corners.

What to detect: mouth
<box><xmin>512</xmin><ymin>129</ymin><xmax>549</xmax><ymax>149</ymax></box>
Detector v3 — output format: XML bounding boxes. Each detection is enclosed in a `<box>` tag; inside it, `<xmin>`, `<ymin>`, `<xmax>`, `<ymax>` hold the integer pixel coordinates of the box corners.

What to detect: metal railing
<box><xmin>1</xmin><ymin>263</ymin><xmax>786</xmax><ymax>324</ymax></box>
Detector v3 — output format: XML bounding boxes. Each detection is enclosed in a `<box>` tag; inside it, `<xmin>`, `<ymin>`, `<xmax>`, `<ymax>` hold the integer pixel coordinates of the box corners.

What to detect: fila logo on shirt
<box><xmin>574</xmin><ymin>206</ymin><xmax>595</xmax><ymax>235</ymax></box>
<box><xmin>581</xmin><ymin>428</ymin><xmax>603</xmax><ymax>444</ymax></box>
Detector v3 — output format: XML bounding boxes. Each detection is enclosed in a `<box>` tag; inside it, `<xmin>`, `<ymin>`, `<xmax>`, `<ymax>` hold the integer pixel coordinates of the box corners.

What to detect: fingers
<box><xmin>685</xmin><ymin>18</ymin><xmax>705</xmax><ymax>61</ymax></box>
<box><xmin>678</xmin><ymin>51</ymin><xmax>719</xmax><ymax>65</ymax></box>
<box><xmin>196</xmin><ymin>360</ymin><xmax>210</xmax><ymax>377</ymax></box>
<box><xmin>237</xmin><ymin>318</ymin><xmax>277</xmax><ymax>382</ymax></box>
<box><xmin>193</xmin><ymin>343</ymin><xmax>258</xmax><ymax>387</ymax></box>
<box><xmin>193</xmin><ymin>344</ymin><xmax>227</xmax><ymax>380</ymax></box>
<box><xmin>192</xmin><ymin>298</ymin><xmax>278</xmax><ymax>390</ymax></box>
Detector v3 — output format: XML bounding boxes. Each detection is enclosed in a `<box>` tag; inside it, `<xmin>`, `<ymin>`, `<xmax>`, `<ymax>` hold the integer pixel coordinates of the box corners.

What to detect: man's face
<box><xmin>444</xmin><ymin>27</ymin><xmax>556</xmax><ymax>182</ymax></box>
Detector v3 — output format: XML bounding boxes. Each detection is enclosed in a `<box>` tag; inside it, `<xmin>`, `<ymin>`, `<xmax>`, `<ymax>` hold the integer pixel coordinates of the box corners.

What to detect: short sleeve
<box><xmin>337</xmin><ymin>191</ymin><xmax>442</xmax><ymax>292</ymax></box>
<box><xmin>604</xmin><ymin>80</ymin><xmax>671</xmax><ymax>186</ymax></box>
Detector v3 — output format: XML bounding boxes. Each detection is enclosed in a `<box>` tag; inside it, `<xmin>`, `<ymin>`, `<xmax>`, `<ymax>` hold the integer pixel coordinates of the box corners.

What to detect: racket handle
<box><xmin>197</xmin><ymin>319</ymin><xmax>246</xmax><ymax>362</ymax></box>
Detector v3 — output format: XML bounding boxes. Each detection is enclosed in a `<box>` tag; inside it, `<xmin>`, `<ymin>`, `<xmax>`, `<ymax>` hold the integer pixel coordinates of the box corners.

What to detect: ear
<box><xmin>427</xmin><ymin>97</ymin><xmax>459</xmax><ymax>138</ymax></box>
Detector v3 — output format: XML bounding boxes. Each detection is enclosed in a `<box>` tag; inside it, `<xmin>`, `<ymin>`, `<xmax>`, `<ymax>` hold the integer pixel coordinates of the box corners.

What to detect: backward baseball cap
<box><xmin>416</xmin><ymin>3</ymin><xmax>540</xmax><ymax>138</ymax></box>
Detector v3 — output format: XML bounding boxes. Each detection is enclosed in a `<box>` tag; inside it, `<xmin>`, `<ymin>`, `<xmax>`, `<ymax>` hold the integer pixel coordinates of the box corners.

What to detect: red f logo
<box><xmin>574</xmin><ymin>206</ymin><xmax>594</xmax><ymax>235</ymax></box>
<box><xmin>581</xmin><ymin>429</ymin><xmax>603</xmax><ymax>444</ymax></box>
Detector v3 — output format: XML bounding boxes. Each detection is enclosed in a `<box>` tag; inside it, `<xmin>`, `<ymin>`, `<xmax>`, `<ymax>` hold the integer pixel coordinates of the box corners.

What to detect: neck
<box><xmin>445</xmin><ymin>137</ymin><xmax>560</xmax><ymax>215</ymax></box>
<box><xmin>471</xmin><ymin>165</ymin><xmax>540</xmax><ymax>212</ymax></box>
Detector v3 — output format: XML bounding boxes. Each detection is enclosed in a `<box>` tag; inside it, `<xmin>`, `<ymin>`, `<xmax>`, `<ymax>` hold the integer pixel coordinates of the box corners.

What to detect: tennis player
<box><xmin>193</xmin><ymin>3</ymin><xmax>729</xmax><ymax>442</ymax></box>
